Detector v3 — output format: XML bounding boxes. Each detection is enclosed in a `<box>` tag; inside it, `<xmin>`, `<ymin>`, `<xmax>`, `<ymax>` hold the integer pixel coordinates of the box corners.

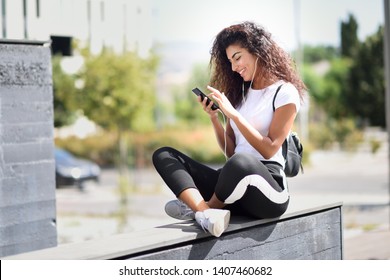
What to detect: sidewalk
<box><xmin>344</xmin><ymin>227</ymin><xmax>390</xmax><ymax>260</ymax></box>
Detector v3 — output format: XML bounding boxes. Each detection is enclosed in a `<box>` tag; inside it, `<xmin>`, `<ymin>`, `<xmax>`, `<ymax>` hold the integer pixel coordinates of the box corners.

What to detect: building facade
<box><xmin>0</xmin><ymin>0</ymin><xmax>152</xmax><ymax>55</ymax></box>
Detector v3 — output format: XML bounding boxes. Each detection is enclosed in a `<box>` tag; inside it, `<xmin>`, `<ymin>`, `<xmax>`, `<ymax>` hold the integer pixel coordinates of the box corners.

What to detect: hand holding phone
<box><xmin>192</xmin><ymin>87</ymin><xmax>220</xmax><ymax>111</ymax></box>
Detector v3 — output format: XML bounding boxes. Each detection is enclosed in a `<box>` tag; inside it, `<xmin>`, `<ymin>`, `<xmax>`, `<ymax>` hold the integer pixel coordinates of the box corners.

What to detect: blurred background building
<box><xmin>0</xmin><ymin>0</ymin><xmax>153</xmax><ymax>56</ymax></box>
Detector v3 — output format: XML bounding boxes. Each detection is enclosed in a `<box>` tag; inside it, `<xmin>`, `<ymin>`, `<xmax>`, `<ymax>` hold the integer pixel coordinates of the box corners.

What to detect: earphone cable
<box><xmin>218</xmin><ymin>110</ymin><xmax>228</xmax><ymax>161</ymax></box>
<box><xmin>242</xmin><ymin>57</ymin><xmax>259</xmax><ymax>102</ymax></box>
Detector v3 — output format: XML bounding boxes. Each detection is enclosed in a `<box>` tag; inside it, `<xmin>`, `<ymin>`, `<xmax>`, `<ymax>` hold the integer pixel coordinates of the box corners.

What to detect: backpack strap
<box><xmin>272</xmin><ymin>84</ymin><xmax>284</xmax><ymax>112</ymax></box>
<box><xmin>272</xmin><ymin>84</ymin><xmax>288</xmax><ymax>160</ymax></box>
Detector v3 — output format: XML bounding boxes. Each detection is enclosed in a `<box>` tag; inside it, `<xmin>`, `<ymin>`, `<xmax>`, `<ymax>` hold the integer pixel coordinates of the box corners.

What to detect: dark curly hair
<box><xmin>209</xmin><ymin>21</ymin><xmax>306</xmax><ymax>108</ymax></box>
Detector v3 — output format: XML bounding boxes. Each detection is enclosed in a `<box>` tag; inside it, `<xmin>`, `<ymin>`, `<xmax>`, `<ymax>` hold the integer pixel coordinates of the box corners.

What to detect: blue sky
<box><xmin>151</xmin><ymin>0</ymin><xmax>384</xmax><ymax>51</ymax></box>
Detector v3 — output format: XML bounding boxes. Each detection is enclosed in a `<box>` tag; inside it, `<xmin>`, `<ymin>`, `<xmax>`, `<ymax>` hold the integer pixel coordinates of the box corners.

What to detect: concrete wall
<box><xmin>3</xmin><ymin>203</ymin><xmax>343</xmax><ymax>260</ymax></box>
<box><xmin>130</xmin><ymin>206</ymin><xmax>343</xmax><ymax>260</ymax></box>
<box><xmin>0</xmin><ymin>40</ymin><xmax>57</xmax><ymax>257</ymax></box>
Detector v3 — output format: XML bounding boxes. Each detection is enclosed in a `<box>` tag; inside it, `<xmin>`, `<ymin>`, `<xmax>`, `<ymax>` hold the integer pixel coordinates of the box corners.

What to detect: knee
<box><xmin>226</xmin><ymin>153</ymin><xmax>258</xmax><ymax>171</ymax></box>
<box><xmin>152</xmin><ymin>146</ymin><xmax>175</xmax><ymax>166</ymax></box>
<box><xmin>221</xmin><ymin>153</ymin><xmax>261</xmax><ymax>177</ymax></box>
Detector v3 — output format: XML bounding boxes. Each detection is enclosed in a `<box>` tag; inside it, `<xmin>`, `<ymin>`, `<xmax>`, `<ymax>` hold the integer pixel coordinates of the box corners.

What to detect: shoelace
<box><xmin>178</xmin><ymin>201</ymin><xmax>194</xmax><ymax>218</ymax></box>
<box><xmin>196</xmin><ymin>214</ymin><xmax>209</xmax><ymax>233</ymax></box>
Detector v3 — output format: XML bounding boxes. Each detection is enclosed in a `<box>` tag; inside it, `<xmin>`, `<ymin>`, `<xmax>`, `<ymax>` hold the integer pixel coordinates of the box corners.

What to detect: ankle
<box><xmin>195</xmin><ymin>202</ymin><xmax>210</xmax><ymax>212</ymax></box>
<box><xmin>178</xmin><ymin>189</ymin><xmax>209</xmax><ymax>212</ymax></box>
<box><xmin>207</xmin><ymin>195</ymin><xmax>225</xmax><ymax>209</ymax></box>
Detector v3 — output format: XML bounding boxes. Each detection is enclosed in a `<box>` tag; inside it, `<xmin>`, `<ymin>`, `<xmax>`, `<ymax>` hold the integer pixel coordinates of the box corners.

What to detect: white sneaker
<box><xmin>164</xmin><ymin>200</ymin><xmax>195</xmax><ymax>220</ymax></box>
<box><xmin>195</xmin><ymin>209</ymin><xmax>230</xmax><ymax>237</ymax></box>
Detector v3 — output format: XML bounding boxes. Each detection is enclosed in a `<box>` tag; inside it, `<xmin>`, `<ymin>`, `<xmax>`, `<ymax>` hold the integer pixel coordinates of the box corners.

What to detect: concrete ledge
<box><xmin>0</xmin><ymin>39</ymin><xmax>49</xmax><ymax>46</ymax></box>
<box><xmin>3</xmin><ymin>202</ymin><xmax>343</xmax><ymax>260</ymax></box>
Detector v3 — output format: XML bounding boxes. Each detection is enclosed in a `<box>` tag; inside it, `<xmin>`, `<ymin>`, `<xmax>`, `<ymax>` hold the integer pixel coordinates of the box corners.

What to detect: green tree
<box><xmin>302</xmin><ymin>64</ymin><xmax>324</xmax><ymax>102</ymax></box>
<box><xmin>341</xmin><ymin>14</ymin><xmax>359</xmax><ymax>58</ymax></box>
<box><xmin>77</xmin><ymin>48</ymin><xmax>159</xmax><ymax>180</ymax></box>
<box><xmin>322</xmin><ymin>58</ymin><xmax>352</xmax><ymax>119</ymax></box>
<box><xmin>174</xmin><ymin>63</ymin><xmax>211</xmax><ymax>124</ymax></box>
<box><xmin>52</xmin><ymin>55</ymin><xmax>78</xmax><ymax>127</ymax></box>
<box><xmin>302</xmin><ymin>58</ymin><xmax>351</xmax><ymax>120</ymax></box>
<box><xmin>345</xmin><ymin>26</ymin><xmax>385</xmax><ymax>127</ymax></box>
<box><xmin>302</xmin><ymin>45</ymin><xmax>339</xmax><ymax>64</ymax></box>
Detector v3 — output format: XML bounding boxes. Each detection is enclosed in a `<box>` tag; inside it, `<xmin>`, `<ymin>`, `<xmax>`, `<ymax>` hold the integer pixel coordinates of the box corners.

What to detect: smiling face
<box><xmin>226</xmin><ymin>44</ymin><xmax>258</xmax><ymax>82</ymax></box>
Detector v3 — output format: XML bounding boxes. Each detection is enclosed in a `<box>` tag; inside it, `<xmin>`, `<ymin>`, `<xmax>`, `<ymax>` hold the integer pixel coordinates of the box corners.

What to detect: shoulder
<box><xmin>277</xmin><ymin>82</ymin><xmax>298</xmax><ymax>95</ymax></box>
<box><xmin>274</xmin><ymin>82</ymin><xmax>300</xmax><ymax>112</ymax></box>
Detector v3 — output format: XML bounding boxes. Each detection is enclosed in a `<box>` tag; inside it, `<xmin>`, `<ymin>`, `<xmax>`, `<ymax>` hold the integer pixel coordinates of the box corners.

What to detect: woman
<box><xmin>152</xmin><ymin>21</ymin><xmax>306</xmax><ymax>237</ymax></box>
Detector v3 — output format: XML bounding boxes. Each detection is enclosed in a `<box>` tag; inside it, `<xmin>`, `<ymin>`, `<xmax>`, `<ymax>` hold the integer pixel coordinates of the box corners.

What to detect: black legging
<box><xmin>152</xmin><ymin>146</ymin><xmax>289</xmax><ymax>218</ymax></box>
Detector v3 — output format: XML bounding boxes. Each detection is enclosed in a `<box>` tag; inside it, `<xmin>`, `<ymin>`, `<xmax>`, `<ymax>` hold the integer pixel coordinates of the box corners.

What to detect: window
<box><xmin>51</xmin><ymin>35</ymin><xmax>73</xmax><ymax>56</ymax></box>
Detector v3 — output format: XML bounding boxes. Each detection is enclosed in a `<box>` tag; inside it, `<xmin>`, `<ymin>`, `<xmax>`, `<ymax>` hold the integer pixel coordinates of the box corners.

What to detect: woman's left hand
<box><xmin>207</xmin><ymin>85</ymin><xmax>238</xmax><ymax>119</ymax></box>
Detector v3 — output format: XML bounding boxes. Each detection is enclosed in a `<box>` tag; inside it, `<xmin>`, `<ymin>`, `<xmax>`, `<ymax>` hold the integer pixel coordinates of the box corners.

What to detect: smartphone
<box><xmin>192</xmin><ymin>87</ymin><xmax>220</xmax><ymax>111</ymax></box>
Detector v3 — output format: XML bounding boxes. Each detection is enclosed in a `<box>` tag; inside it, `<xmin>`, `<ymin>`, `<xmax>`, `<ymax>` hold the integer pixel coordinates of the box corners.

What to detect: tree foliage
<box><xmin>341</xmin><ymin>13</ymin><xmax>359</xmax><ymax>58</ymax></box>
<box><xmin>306</xmin><ymin>15</ymin><xmax>385</xmax><ymax>128</ymax></box>
<box><xmin>322</xmin><ymin>58</ymin><xmax>352</xmax><ymax>119</ymax></box>
<box><xmin>74</xmin><ymin>48</ymin><xmax>160</xmax><ymax>174</ymax></box>
<box><xmin>77</xmin><ymin>48</ymin><xmax>159</xmax><ymax>132</ymax></box>
<box><xmin>345</xmin><ymin>26</ymin><xmax>385</xmax><ymax>127</ymax></box>
<box><xmin>174</xmin><ymin>63</ymin><xmax>211</xmax><ymax>124</ymax></box>
<box><xmin>52</xmin><ymin>55</ymin><xmax>78</xmax><ymax>127</ymax></box>
<box><xmin>302</xmin><ymin>45</ymin><xmax>339</xmax><ymax>64</ymax></box>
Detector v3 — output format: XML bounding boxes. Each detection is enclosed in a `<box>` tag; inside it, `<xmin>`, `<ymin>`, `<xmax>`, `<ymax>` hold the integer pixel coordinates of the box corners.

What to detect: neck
<box><xmin>251</xmin><ymin>76</ymin><xmax>276</xmax><ymax>90</ymax></box>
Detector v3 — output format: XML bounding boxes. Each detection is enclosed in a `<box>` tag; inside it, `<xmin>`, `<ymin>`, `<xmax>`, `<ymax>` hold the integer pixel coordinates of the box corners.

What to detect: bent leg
<box><xmin>152</xmin><ymin>146</ymin><xmax>219</xmax><ymax>209</ymax></box>
<box><xmin>153</xmin><ymin>147</ymin><xmax>231</xmax><ymax>236</ymax></box>
<box><xmin>214</xmin><ymin>153</ymin><xmax>289</xmax><ymax>218</ymax></box>
<box><xmin>178</xmin><ymin>188</ymin><xmax>210</xmax><ymax>212</ymax></box>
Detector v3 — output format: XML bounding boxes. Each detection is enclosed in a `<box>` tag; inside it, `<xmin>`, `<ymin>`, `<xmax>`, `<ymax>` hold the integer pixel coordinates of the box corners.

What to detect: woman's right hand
<box><xmin>197</xmin><ymin>95</ymin><xmax>219</xmax><ymax>119</ymax></box>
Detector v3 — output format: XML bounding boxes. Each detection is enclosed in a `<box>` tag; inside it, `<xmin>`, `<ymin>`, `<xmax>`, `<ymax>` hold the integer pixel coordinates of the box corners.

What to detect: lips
<box><xmin>238</xmin><ymin>68</ymin><xmax>245</xmax><ymax>77</ymax></box>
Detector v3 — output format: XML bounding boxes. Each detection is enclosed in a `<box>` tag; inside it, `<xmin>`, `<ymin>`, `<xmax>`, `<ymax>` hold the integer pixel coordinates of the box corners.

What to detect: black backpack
<box><xmin>272</xmin><ymin>84</ymin><xmax>304</xmax><ymax>177</ymax></box>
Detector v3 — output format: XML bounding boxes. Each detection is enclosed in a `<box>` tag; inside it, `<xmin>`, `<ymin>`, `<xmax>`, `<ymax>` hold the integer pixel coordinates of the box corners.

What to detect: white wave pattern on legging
<box><xmin>224</xmin><ymin>170</ymin><xmax>289</xmax><ymax>204</ymax></box>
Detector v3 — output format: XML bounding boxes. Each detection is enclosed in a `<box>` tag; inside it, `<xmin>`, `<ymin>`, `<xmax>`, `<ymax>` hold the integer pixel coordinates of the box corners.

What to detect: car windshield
<box><xmin>55</xmin><ymin>149</ymin><xmax>76</xmax><ymax>164</ymax></box>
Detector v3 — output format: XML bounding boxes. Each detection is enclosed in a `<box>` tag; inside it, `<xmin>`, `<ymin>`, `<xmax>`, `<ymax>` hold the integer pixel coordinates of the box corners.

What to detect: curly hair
<box><xmin>209</xmin><ymin>21</ymin><xmax>306</xmax><ymax>108</ymax></box>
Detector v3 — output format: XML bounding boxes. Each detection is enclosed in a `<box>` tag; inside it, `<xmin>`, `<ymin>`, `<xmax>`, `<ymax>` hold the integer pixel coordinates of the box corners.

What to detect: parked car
<box><xmin>55</xmin><ymin>148</ymin><xmax>100</xmax><ymax>189</ymax></box>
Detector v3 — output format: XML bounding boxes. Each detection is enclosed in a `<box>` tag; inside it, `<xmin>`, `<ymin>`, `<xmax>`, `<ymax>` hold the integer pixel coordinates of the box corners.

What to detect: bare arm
<box><xmin>207</xmin><ymin>85</ymin><xmax>296</xmax><ymax>159</ymax></box>
<box><xmin>230</xmin><ymin>103</ymin><xmax>296</xmax><ymax>159</ymax></box>
<box><xmin>198</xmin><ymin>95</ymin><xmax>236</xmax><ymax>157</ymax></box>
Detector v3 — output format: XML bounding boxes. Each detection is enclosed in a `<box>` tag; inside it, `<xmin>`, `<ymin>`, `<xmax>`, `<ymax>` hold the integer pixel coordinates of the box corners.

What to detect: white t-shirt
<box><xmin>230</xmin><ymin>80</ymin><xmax>301</xmax><ymax>167</ymax></box>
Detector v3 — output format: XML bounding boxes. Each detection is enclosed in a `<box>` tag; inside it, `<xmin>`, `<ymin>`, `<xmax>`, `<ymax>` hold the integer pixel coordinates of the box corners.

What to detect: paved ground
<box><xmin>56</xmin><ymin>144</ymin><xmax>390</xmax><ymax>259</ymax></box>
